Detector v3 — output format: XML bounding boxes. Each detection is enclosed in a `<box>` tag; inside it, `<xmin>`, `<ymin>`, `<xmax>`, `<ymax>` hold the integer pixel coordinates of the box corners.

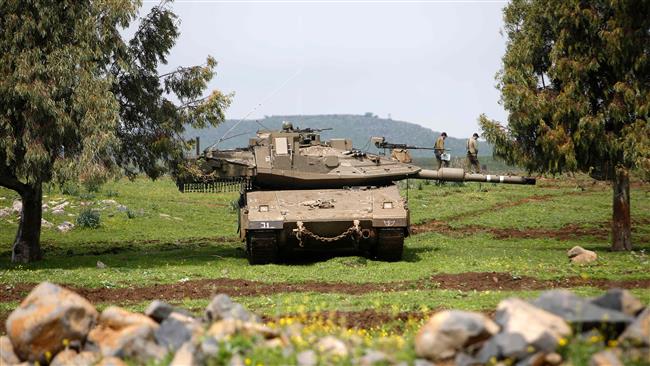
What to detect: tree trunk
<box><xmin>12</xmin><ymin>182</ymin><xmax>43</xmax><ymax>262</ymax></box>
<box><xmin>611</xmin><ymin>167</ymin><xmax>632</xmax><ymax>251</ymax></box>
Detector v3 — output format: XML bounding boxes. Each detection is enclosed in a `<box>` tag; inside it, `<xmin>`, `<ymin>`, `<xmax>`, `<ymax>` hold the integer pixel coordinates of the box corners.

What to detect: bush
<box><xmin>77</xmin><ymin>208</ymin><xmax>101</xmax><ymax>228</ymax></box>
<box><xmin>61</xmin><ymin>182</ymin><xmax>80</xmax><ymax>196</ymax></box>
<box><xmin>79</xmin><ymin>192</ymin><xmax>96</xmax><ymax>200</ymax></box>
<box><xmin>105</xmin><ymin>189</ymin><xmax>119</xmax><ymax>198</ymax></box>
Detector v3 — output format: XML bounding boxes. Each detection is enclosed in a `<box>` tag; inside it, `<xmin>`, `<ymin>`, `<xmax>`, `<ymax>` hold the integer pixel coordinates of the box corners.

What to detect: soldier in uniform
<box><xmin>434</xmin><ymin>132</ymin><xmax>448</xmax><ymax>170</ymax></box>
<box><xmin>466</xmin><ymin>133</ymin><xmax>480</xmax><ymax>173</ymax></box>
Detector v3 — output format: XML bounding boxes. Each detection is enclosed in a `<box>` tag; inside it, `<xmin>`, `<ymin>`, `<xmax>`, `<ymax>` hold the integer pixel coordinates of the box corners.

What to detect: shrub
<box><xmin>77</xmin><ymin>208</ymin><xmax>101</xmax><ymax>228</ymax></box>
<box><xmin>105</xmin><ymin>189</ymin><xmax>119</xmax><ymax>198</ymax></box>
<box><xmin>61</xmin><ymin>182</ymin><xmax>80</xmax><ymax>196</ymax></box>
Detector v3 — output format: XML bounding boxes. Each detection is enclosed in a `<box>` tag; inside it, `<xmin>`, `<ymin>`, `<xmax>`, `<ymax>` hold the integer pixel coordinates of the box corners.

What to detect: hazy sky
<box><xmin>144</xmin><ymin>0</ymin><xmax>509</xmax><ymax>137</ymax></box>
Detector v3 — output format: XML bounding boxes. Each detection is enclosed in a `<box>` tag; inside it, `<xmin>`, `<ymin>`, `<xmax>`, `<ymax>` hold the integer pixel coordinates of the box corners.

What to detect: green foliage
<box><xmin>479</xmin><ymin>0</ymin><xmax>650</xmax><ymax>179</ymax></box>
<box><xmin>76</xmin><ymin>208</ymin><xmax>101</xmax><ymax>229</ymax></box>
<box><xmin>60</xmin><ymin>183</ymin><xmax>81</xmax><ymax>197</ymax></box>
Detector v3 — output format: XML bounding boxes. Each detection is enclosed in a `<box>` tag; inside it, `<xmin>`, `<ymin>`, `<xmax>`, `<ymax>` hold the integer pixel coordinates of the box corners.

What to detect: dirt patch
<box><xmin>412</xmin><ymin>220</ymin><xmax>611</xmax><ymax>241</ymax></box>
<box><xmin>3</xmin><ymin>272</ymin><xmax>650</xmax><ymax>305</ymax></box>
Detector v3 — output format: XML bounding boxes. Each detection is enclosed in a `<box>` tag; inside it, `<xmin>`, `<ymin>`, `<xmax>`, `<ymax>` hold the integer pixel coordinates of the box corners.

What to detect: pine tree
<box><xmin>479</xmin><ymin>0</ymin><xmax>649</xmax><ymax>251</ymax></box>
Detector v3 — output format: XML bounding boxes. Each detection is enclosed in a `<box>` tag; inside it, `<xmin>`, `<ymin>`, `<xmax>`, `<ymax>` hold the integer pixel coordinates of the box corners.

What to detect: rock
<box><xmin>6</xmin><ymin>282</ymin><xmax>98</xmax><ymax>362</ymax></box>
<box><xmin>96</xmin><ymin>261</ymin><xmax>107</xmax><ymax>269</ymax></box>
<box><xmin>155</xmin><ymin>312</ymin><xmax>203</xmax><ymax>351</ymax></box>
<box><xmin>145</xmin><ymin>300</ymin><xmax>175</xmax><ymax>323</ymax></box>
<box><xmin>317</xmin><ymin>336</ymin><xmax>348</xmax><ymax>358</ymax></box>
<box><xmin>414</xmin><ymin>359</ymin><xmax>436</xmax><ymax>366</ymax></box>
<box><xmin>0</xmin><ymin>207</ymin><xmax>11</xmax><ymax>218</ymax></box>
<box><xmin>96</xmin><ymin>356</ymin><xmax>128</xmax><ymax>366</ymax></box>
<box><xmin>0</xmin><ymin>335</ymin><xmax>20</xmax><ymax>365</ymax></box>
<box><xmin>50</xmin><ymin>348</ymin><xmax>78</xmax><ymax>366</ymax></box>
<box><xmin>41</xmin><ymin>219</ymin><xmax>53</xmax><ymax>229</ymax></box>
<box><xmin>454</xmin><ymin>352</ymin><xmax>480</xmax><ymax>366</ymax></box>
<box><xmin>476</xmin><ymin>332</ymin><xmax>529</xmax><ymax>362</ymax></box>
<box><xmin>200</xmin><ymin>337</ymin><xmax>220</xmax><ymax>357</ymax></box>
<box><xmin>99</xmin><ymin>306</ymin><xmax>159</xmax><ymax>329</ymax></box>
<box><xmin>87</xmin><ymin>306</ymin><xmax>165</xmax><ymax>363</ymax></box>
<box><xmin>170</xmin><ymin>341</ymin><xmax>201</xmax><ymax>366</ymax></box>
<box><xmin>533</xmin><ymin>290</ymin><xmax>632</xmax><ymax>336</ymax></box>
<box><xmin>52</xmin><ymin>208</ymin><xmax>65</xmax><ymax>215</ymax></box>
<box><xmin>12</xmin><ymin>200</ymin><xmax>22</xmax><ymax>213</ymax></box>
<box><xmin>205</xmin><ymin>294</ymin><xmax>258</xmax><ymax>323</ymax></box>
<box><xmin>52</xmin><ymin>201</ymin><xmax>69</xmax><ymax>211</ymax></box>
<box><xmin>101</xmin><ymin>199</ymin><xmax>117</xmax><ymax>205</ymax></box>
<box><xmin>159</xmin><ymin>213</ymin><xmax>171</xmax><ymax>218</ymax></box>
<box><xmin>59</xmin><ymin>351</ymin><xmax>100</xmax><ymax>366</ymax></box>
<box><xmin>415</xmin><ymin>310</ymin><xmax>499</xmax><ymax>361</ymax></box>
<box><xmin>544</xmin><ymin>353</ymin><xmax>563</xmax><ymax>365</ymax></box>
<box><xmin>358</xmin><ymin>350</ymin><xmax>388</xmax><ymax>366</ymax></box>
<box><xmin>116</xmin><ymin>204</ymin><xmax>128</xmax><ymax>212</ymax></box>
<box><xmin>618</xmin><ymin>307</ymin><xmax>650</xmax><ymax>346</ymax></box>
<box><xmin>207</xmin><ymin>318</ymin><xmax>278</xmax><ymax>341</ymax></box>
<box><xmin>572</xmin><ymin>252</ymin><xmax>597</xmax><ymax>264</ymax></box>
<box><xmin>57</xmin><ymin>221</ymin><xmax>74</xmax><ymax>232</ymax></box>
<box><xmin>589</xmin><ymin>350</ymin><xmax>623</xmax><ymax>366</ymax></box>
<box><xmin>297</xmin><ymin>350</ymin><xmax>318</xmax><ymax>366</ymax></box>
<box><xmin>591</xmin><ymin>288</ymin><xmax>644</xmax><ymax>317</ymax></box>
<box><xmin>495</xmin><ymin>298</ymin><xmax>571</xmax><ymax>355</ymax></box>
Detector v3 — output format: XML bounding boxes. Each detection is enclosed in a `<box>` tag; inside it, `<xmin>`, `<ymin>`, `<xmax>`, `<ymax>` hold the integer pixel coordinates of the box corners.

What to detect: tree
<box><xmin>0</xmin><ymin>1</ymin><xmax>230</xmax><ymax>262</ymax></box>
<box><xmin>479</xmin><ymin>0</ymin><xmax>649</xmax><ymax>251</ymax></box>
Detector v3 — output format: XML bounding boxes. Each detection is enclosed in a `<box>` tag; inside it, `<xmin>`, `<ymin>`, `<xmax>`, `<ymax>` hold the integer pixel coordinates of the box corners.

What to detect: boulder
<box><xmin>169</xmin><ymin>341</ymin><xmax>201</xmax><ymax>366</ymax></box>
<box><xmin>57</xmin><ymin>221</ymin><xmax>74</xmax><ymax>232</ymax></box>
<box><xmin>589</xmin><ymin>350</ymin><xmax>623</xmax><ymax>366</ymax></box>
<box><xmin>6</xmin><ymin>282</ymin><xmax>98</xmax><ymax>362</ymax></box>
<box><xmin>415</xmin><ymin>310</ymin><xmax>499</xmax><ymax>361</ymax></box>
<box><xmin>205</xmin><ymin>294</ymin><xmax>258</xmax><ymax>323</ymax></box>
<box><xmin>87</xmin><ymin>307</ymin><xmax>165</xmax><ymax>363</ymax></box>
<box><xmin>207</xmin><ymin>318</ymin><xmax>278</xmax><ymax>341</ymax></box>
<box><xmin>317</xmin><ymin>336</ymin><xmax>349</xmax><ymax>358</ymax></box>
<box><xmin>359</xmin><ymin>350</ymin><xmax>388</xmax><ymax>366</ymax></box>
<box><xmin>495</xmin><ymin>298</ymin><xmax>571</xmax><ymax>355</ymax></box>
<box><xmin>567</xmin><ymin>246</ymin><xmax>597</xmax><ymax>264</ymax></box>
<box><xmin>41</xmin><ymin>219</ymin><xmax>53</xmax><ymax>229</ymax></box>
<box><xmin>0</xmin><ymin>336</ymin><xmax>20</xmax><ymax>365</ymax></box>
<box><xmin>96</xmin><ymin>356</ymin><xmax>128</xmax><ymax>366</ymax></box>
<box><xmin>591</xmin><ymin>288</ymin><xmax>644</xmax><ymax>317</ymax></box>
<box><xmin>532</xmin><ymin>290</ymin><xmax>632</xmax><ymax>336</ymax></box>
<box><xmin>155</xmin><ymin>312</ymin><xmax>204</xmax><ymax>351</ymax></box>
<box><xmin>50</xmin><ymin>349</ymin><xmax>78</xmax><ymax>366</ymax></box>
<box><xmin>145</xmin><ymin>300</ymin><xmax>175</xmax><ymax>323</ymax></box>
<box><xmin>618</xmin><ymin>307</ymin><xmax>650</xmax><ymax>346</ymax></box>
<box><xmin>12</xmin><ymin>200</ymin><xmax>22</xmax><ymax>214</ymax></box>
<box><xmin>297</xmin><ymin>350</ymin><xmax>318</xmax><ymax>366</ymax></box>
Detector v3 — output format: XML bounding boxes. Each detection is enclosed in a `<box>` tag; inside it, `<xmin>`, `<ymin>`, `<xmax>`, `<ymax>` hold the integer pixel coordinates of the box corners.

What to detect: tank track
<box><xmin>373</xmin><ymin>228</ymin><xmax>404</xmax><ymax>262</ymax></box>
<box><xmin>246</xmin><ymin>230</ymin><xmax>278</xmax><ymax>265</ymax></box>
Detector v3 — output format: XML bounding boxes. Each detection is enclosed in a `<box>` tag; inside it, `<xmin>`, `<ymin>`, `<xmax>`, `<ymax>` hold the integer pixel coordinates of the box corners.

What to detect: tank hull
<box><xmin>240</xmin><ymin>185</ymin><xmax>408</xmax><ymax>264</ymax></box>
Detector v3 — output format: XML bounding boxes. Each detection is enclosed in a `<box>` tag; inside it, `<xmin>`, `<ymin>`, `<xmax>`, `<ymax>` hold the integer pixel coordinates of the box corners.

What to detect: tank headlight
<box><xmin>382</xmin><ymin>202</ymin><xmax>393</xmax><ymax>209</ymax></box>
<box><xmin>259</xmin><ymin>205</ymin><xmax>269</xmax><ymax>212</ymax></box>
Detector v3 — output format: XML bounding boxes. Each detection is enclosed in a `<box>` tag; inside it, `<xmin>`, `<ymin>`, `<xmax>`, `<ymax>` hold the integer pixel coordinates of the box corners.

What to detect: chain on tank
<box><xmin>293</xmin><ymin>220</ymin><xmax>360</xmax><ymax>246</ymax></box>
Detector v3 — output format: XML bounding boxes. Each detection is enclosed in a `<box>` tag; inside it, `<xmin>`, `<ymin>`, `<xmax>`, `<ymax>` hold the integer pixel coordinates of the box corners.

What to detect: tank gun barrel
<box><xmin>371</xmin><ymin>136</ymin><xmax>436</xmax><ymax>151</ymax></box>
<box><xmin>416</xmin><ymin>168</ymin><xmax>536</xmax><ymax>185</ymax></box>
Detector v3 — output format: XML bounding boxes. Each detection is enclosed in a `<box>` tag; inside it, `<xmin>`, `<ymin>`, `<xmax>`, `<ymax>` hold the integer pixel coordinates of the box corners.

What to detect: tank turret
<box><xmin>176</xmin><ymin>126</ymin><xmax>535</xmax><ymax>264</ymax></box>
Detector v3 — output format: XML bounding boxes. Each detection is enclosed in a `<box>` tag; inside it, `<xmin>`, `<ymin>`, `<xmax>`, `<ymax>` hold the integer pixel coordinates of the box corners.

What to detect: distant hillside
<box><xmin>185</xmin><ymin>114</ymin><xmax>492</xmax><ymax>158</ymax></box>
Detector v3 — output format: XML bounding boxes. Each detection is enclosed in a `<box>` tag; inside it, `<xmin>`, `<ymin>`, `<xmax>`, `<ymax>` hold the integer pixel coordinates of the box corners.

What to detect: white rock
<box><xmin>101</xmin><ymin>199</ymin><xmax>117</xmax><ymax>205</ymax></box>
<box><xmin>57</xmin><ymin>221</ymin><xmax>74</xmax><ymax>232</ymax></box>
<box><xmin>12</xmin><ymin>200</ymin><xmax>22</xmax><ymax>213</ymax></box>
<box><xmin>97</xmin><ymin>261</ymin><xmax>107</xmax><ymax>269</ymax></box>
<box><xmin>415</xmin><ymin>310</ymin><xmax>499</xmax><ymax>361</ymax></box>
<box><xmin>52</xmin><ymin>201</ymin><xmax>69</xmax><ymax>211</ymax></box>
<box><xmin>52</xmin><ymin>208</ymin><xmax>65</xmax><ymax>215</ymax></box>
<box><xmin>159</xmin><ymin>213</ymin><xmax>171</xmax><ymax>218</ymax></box>
<box><xmin>317</xmin><ymin>336</ymin><xmax>348</xmax><ymax>357</ymax></box>
<box><xmin>0</xmin><ymin>208</ymin><xmax>12</xmax><ymax>218</ymax></box>
<box><xmin>41</xmin><ymin>219</ymin><xmax>53</xmax><ymax>229</ymax></box>
<box><xmin>567</xmin><ymin>246</ymin><xmax>597</xmax><ymax>264</ymax></box>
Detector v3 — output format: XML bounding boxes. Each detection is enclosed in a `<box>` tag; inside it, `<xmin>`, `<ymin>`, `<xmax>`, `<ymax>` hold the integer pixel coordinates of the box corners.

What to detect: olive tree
<box><xmin>479</xmin><ymin>0</ymin><xmax>649</xmax><ymax>251</ymax></box>
<box><xmin>0</xmin><ymin>0</ymin><xmax>230</xmax><ymax>262</ymax></box>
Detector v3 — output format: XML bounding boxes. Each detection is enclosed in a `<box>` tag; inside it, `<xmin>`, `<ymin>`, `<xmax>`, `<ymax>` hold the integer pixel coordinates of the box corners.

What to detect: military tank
<box><xmin>176</xmin><ymin>123</ymin><xmax>535</xmax><ymax>264</ymax></box>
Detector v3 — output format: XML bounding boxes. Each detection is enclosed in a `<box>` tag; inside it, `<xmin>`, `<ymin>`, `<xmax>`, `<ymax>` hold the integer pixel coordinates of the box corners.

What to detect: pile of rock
<box><xmin>415</xmin><ymin>289</ymin><xmax>649</xmax><ymax>366</ymax></box>
<box><xmin>0</xmin><ymin>283</ymin><xmax>368</xmax><ymax>366</ymax></box>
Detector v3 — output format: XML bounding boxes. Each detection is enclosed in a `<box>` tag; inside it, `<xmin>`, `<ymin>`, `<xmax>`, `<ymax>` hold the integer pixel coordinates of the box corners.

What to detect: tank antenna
<box><xmin>209</xmin><ymin>68</ymin><xmax>303</xmax><ymax>149</ymax></box>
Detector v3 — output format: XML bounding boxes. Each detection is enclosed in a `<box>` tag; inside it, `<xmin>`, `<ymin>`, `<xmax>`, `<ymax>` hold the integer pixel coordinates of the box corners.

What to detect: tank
<box><xmin>176</xmin><ymin>125</ymin><xmax>535</xmax><ymax>264</ymax></box>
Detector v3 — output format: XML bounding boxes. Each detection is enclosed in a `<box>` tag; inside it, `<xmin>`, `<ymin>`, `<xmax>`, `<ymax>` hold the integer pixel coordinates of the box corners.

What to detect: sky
<box><xmin>143</xmin><ymin>0</ymin><xmax>510</xmax><ymax>137</ymax></box>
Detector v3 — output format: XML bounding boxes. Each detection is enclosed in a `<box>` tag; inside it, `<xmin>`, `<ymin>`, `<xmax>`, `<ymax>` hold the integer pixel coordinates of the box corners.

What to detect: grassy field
<box><xmin>1</xmin><ymin>175</ymin><xmax>649</xmax><ymax>362</ymax></box>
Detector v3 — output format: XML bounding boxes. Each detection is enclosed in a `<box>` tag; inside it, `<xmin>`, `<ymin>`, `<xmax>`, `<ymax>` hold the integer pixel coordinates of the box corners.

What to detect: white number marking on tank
<box><xmin>261</xmin><ymin>222</ymin><xmax>270</xmax><ymax>229</ymax></box>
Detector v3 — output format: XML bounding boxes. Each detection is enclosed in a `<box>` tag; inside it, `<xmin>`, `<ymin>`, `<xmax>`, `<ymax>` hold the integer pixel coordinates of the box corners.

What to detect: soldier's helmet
<box><xmin>282</xmin><ymin>121</ymin><xmax>294</xmax><ymax>131</ymax></box>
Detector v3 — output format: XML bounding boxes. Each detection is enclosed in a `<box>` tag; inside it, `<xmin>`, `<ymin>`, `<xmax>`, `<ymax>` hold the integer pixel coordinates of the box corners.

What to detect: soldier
<box><xmin>466</xmin><ymin>133</ymin><xmax>480</xmax><ymax>173</ymax></box>
<box><xmin>434</xmin><ymin>132</ymin><xmax>448</xmax><ymax>170</ymax></box>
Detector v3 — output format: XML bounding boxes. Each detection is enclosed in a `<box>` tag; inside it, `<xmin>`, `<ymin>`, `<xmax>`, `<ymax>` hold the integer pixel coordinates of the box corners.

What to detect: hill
<box><xmin>185</xmin><ymin>114</ymin><xmax>492</xmax><ymax>158</ymax></box>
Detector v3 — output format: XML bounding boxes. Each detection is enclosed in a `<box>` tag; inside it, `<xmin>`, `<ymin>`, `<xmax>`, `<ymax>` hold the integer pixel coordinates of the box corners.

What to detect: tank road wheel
<box><xmin>373</xmin><ymin>228</ymin><xmax>404</xmax><ymax>262</ymax></box>
<box><xmin>246</xmin><ymin>231</ymin><xmax>278</xmax><ymax>265</ymax></box>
